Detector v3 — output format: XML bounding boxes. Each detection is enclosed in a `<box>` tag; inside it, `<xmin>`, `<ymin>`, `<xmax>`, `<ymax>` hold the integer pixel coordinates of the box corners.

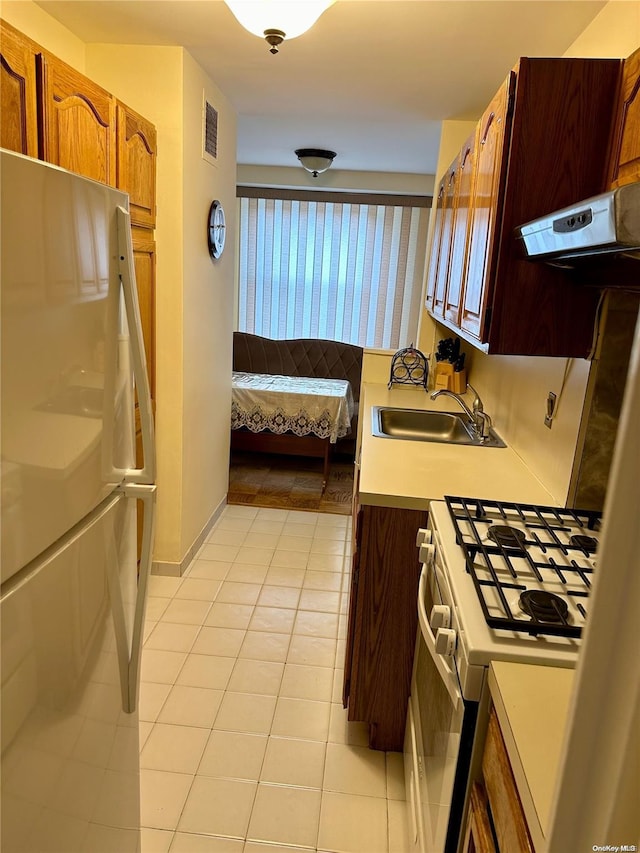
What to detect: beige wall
<box><xmin>237</xmin><ymin>164</ymin><xmax>435</xmax><ymax>196</ymax></box>
<box><xmin>1</xmin><ymin>0</ymin><xmax>85</xmax><ymax>66</ymax></box>
<box><xmin>85</xmin><ymin>44</ymin><xmax>189</xmax><ymax>566</ymax></box>
<box><xmin>413</xmin><ymin>2</ymin><xmax>638</xmax><ymax>505</ymax></box>
<box><xmin>180</xmin><ymin>51</ymin><xmax>236</xmax><ymax>560</ymax></box>
<box><xmin>86</xmin><ymin>44</ymin><xmax>237</xmax><ymax>567</ymax></box>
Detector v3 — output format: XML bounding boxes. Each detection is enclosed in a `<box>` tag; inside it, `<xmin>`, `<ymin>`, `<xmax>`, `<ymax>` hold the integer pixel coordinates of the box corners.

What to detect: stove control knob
<box><xmin>418</xmin><ymin>543</ymin><xmax>435</xmax><ymax>566</ymax></box>
<box><xmin>430</xmin><ymin>605</ymin><xmax>451</xmax><ymax>630</ymax></box>
<box><xmin>416</xmin><ymin>528</ymin><xmax>432</xmax><ymax>547</ymax></box>
<box><xmin>435</xmin><ymin>628</ymin><xmax>456</xmax><ymax>656</ymax></box>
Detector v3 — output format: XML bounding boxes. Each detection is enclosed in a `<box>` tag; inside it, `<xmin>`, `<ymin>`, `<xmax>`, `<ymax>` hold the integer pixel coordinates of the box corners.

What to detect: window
<box><xmin>237</xmin><ymin>189</ymin><xmax>430</xmax><ymax>349</ymax></box>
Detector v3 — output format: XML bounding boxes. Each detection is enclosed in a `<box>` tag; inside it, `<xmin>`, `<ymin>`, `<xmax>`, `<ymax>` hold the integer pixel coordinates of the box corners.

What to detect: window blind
<box><xmin>237</xmin><ymin>194</ymin><xmax>430</xmax><ymax>349</ymax></box>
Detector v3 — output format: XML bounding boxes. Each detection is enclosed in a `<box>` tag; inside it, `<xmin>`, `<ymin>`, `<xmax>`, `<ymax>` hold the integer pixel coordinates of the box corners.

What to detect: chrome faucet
<box><xmin>430</xmin><ymin>383</ymin><xmax>493</xmax><ymax>441</ymax></box>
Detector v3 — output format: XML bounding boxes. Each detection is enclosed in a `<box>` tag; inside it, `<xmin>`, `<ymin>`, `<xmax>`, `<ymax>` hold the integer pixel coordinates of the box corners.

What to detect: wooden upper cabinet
<box><xmin>608</xmin><ymin>46</ymin><xmax>640</xmax><ymax>189</ymax></box>
<box><xmin>432</xmin><ymin>159</ymin><xmax>459</xmax><ymax>318</ymax></box>
<box><xmin>445</xmin><ymin>130</ymin><xmax>477</xmax><ymax>326</ymax></box>
<box><xmin>427</xmin><ymin>58</ymin><xmax>621</xmax><ymax>357</ymax></box>
<box><xmin>461</xmin><ymin>74</ymin><xmax>513</xmax><ymax>341</ymax></box>
<box><xmin>0</xmin><ymin>20</ymin><xmax>38</xmax><ymax>157</ymax></box>
<box><xmin>424</xmin><ymin>177</ymin><xmax>446</xmax><ymax>315</ymax></box>
<box><xmin>37</xmin><ymin>52</ymin><xmax>116</xmax><ymax>186</ymax></box>
<box><xmin>117</xmin><ymin>103</ymin><xmax>157</xmax><ymax>228</ymax></box>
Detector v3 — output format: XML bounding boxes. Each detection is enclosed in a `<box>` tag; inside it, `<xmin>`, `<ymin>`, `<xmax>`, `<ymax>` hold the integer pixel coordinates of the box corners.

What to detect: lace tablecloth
<box><xmin>231</xmin><ymin>372</ymin><xmax>355</xmax><ymax>444</ymax></box>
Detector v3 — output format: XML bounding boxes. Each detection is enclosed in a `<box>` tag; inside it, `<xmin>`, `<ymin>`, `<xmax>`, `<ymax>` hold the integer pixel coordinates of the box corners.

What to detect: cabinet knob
<box><xmin>416</xmin><ymin>528</ymin><xmax>432</xmax><ymax>547</ymax></box>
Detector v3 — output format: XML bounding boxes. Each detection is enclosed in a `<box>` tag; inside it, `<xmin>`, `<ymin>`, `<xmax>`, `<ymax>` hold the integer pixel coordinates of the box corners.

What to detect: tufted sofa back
<box><xmin>232</xmin><ymin>332</ymin><xmax>363</xmax><ymax>407</ymax></box>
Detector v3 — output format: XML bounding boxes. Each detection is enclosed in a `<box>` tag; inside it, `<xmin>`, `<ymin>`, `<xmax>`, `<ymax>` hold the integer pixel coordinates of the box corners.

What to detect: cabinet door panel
<box><xmin>461</xmin><ymin>73</ymin><xmax>514</xmax><ymax>340</ymax></box>
<box><xmin>432</xmin><ymin>161</ymin><xmax>459</xmax><ymax>318</ymax></box>
<box><xmin>424</xmin><ymin>178</ymin><xmax>446</xmax><ymax>314</ymax></box>
<box><xmin>609</xmin><ymin>47</ymin><xmax>640</xmax><ymax>189</ymax></box>
<box><xmin>0</xmin><ymin>21</ymin><xmax>38</xmax><ymax>156</ymax></box>
<box><xmin>38</xmin><ymin>53</ymin><xmax>116</xmax><ymax>185</ymax></box>
<box><xmin>117</xmin><ymin>103</ymin><xmax>157</xmax><ymax>228</ymax></box>
<box><xmin>347</xmin><ymin>504</ymin><xmax>428</xmax><ymax>751</ymax></box>
<box><xmin>445</xmin><ymin>132</ymin><xmax>477</xmax><ymax>325</ymax></box>
<box><xmin>132</xmin><ymin>232</ymin><xmax>156</xmax><ymax>433</ymax></box>
<box><xmin>461</xmin><ymin>782</ymin><xmax>497</xmax><ymax>853</ymax></box>
<box><xmin>482</xmin><ymin>710</ymin><xmax>534</xmax><ymax>853</ymax></box>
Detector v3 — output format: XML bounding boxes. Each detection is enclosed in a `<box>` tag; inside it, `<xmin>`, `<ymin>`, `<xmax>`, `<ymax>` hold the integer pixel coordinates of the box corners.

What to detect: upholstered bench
<box><xmin>231</xmin><ymin>331</ymin><xmax>363</xmax><ymax>460</ymax></box>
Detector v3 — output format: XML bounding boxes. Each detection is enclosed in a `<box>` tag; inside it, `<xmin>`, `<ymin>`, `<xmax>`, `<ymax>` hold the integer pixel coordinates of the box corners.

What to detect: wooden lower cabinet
<box><xmin>461</xmin><ymin>782</ymin><xmax>497</xmax><ymax>853</ymax></box>
<box><xmin>343</xmin><ymin>503</ymin><xmax>428</xmax><ymax>751</ymax></box>
<box><xmin>462</xmin><ymin>708</ymin><xmax>534</xmax><ymax>853</ymax></box>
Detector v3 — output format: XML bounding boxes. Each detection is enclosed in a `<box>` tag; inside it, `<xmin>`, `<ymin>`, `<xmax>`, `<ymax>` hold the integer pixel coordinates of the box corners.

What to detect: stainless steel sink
<box><xmin>36</xmin><ymin>386</ymin><xmax>104</xmax><ymax>418</ymax></box>
<box><xmin>371</xmin><ymin>406</ymin><xmax>506</xmax><ymax>447</ymax></box>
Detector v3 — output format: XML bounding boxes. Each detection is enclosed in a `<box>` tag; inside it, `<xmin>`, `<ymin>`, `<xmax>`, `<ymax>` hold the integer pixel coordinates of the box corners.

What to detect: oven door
<box><xmin>410</xmin><ymin>550</ymin><xmax>478</xmax><ymax>853</ymax></box>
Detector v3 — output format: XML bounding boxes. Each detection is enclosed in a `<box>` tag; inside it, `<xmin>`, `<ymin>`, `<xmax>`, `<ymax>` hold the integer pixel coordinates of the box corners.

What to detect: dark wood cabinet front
<box><xmin>425</xmin><ymin>57</ymin><xmax>622</xmax><ymax>357</ymax></box>
<box><xmin>343</xmin><ymin>503</ymin><xmax>428</xmax><ymax>752</ymax></box>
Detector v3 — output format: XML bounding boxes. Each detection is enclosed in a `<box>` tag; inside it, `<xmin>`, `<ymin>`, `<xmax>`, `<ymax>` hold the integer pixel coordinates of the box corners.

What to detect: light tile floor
<box><xmin>140</xmin><ymin>505</ymin><xmax>410</xmax><ymax>853</ymax></box>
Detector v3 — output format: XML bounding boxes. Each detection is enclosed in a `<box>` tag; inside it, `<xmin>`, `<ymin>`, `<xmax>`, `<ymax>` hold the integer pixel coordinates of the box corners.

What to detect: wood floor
<box><xmin>227</xmin><ymin>450</ymin><xmax>354</xmax><ymax>516</ymax></box>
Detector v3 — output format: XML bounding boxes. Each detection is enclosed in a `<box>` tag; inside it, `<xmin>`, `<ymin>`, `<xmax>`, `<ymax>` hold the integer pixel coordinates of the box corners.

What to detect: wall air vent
<box><xmin>203</xmin><ymin>96</ymin><xmax>218</xmax><ymax>166</ymax></box>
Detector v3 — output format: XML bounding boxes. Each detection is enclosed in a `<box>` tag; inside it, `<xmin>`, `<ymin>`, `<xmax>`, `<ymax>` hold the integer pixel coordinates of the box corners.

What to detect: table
<box><xmin>231</xmin><ymin>372</ymin><xmax>355</xmax><ymax>490</ymax></box>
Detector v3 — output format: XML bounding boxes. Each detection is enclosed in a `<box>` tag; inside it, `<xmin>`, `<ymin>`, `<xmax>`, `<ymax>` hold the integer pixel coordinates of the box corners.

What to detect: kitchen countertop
<box><xmin>488</xmin><ymin>661</ymin><xmax>575</xmax><ymax>853</ymax></box>
<box><xmin>358</xmin><ymin>383</ymin><xmax>556</xmax><ymax>509</ymax></box>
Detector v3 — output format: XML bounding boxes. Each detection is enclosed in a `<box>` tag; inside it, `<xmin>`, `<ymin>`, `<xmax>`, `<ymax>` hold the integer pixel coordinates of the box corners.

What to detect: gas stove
<box><xmin>444</xmin><ymin>496</ymin><xmax>601</xmax><ymax>639</ymax></box>
<box><xmin>425</xmin><ymin>498</ymin><xmax>602</xmax><ymax>700</ymax></box>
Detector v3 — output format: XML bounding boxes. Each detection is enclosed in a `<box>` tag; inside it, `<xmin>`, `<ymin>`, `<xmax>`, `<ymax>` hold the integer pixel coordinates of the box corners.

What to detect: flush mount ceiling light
<box><xmin>295</xmin><ymin>148</ymin><xmax>337</xmax><ymax>177</ymax></box>
<box><xmin>224</xmin><ymin>1</ymin><xmax>335</xmax><ymax>54</ymax></box>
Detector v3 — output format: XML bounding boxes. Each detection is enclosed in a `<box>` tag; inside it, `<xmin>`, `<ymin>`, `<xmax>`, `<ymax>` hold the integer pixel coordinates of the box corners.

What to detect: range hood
<box><xmin>516</xmin><ymin>182</ymin><xmax>640</xmax><ymax>261</ymax></box>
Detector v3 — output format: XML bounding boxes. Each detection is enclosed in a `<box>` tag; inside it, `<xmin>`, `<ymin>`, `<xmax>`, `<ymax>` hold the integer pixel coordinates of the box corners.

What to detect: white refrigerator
<box><xmin>1</xmin><ymin>149</ymin><xmax>156</xmax><ymax>853</ymax></box>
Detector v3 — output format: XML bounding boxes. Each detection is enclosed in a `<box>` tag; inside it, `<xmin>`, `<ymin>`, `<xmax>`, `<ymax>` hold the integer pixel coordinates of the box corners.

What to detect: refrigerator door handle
<box><xmin>120</xmin><ymin>482</ymin><xmax>157</xmax><ymax>714</ymax></box>
<box><xmin>116</xmin><ymin>206</ymin><xmax>156</xmax><ymax>485</ymax></box>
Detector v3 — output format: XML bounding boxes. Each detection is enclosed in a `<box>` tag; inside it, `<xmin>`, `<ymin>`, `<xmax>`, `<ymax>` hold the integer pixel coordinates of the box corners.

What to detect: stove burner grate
<box><xmin>444</xmin><ymin>496</ymin><xmax>601</xmax><ymax>639</ymax></box>
<box><xmin>569</xmin><ymin>534</ymin><xmax>598</xmax><ymax>554</ymax></box>
<box><xmin>487</xmin><ymin>524</ymin><xmax>527</xmax><ymax>550</ymax></box>
<box><xmin>519</xmin><ymin>589</ymin><xmax>569</xmax><ymax>624</ymax></box>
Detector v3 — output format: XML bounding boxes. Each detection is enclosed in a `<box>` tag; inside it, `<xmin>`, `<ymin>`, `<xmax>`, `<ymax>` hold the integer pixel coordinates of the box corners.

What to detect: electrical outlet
<box><xmin>544</xmin><ymin>392</ymin><xmax>557</xmax><ymax>428</ymax></box>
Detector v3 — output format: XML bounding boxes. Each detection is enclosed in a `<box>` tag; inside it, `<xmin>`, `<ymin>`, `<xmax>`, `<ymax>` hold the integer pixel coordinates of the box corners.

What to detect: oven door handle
<box><xmin>418</xmin><ymin>562</ymin><xmax>462</xmax><ymax>709</ymax></box>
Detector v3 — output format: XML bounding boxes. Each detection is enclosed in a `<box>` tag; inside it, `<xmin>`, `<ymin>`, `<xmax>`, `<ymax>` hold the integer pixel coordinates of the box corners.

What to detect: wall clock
<box><xmin>207</xmin><ymin>199</ymin><xmax>226</xmax><ymax>259</ymax></box>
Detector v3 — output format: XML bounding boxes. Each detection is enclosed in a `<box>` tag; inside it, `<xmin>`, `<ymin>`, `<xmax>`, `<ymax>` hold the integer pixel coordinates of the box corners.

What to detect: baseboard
<box><xmin>152</xmin><ymin>496</ymin><xmax>227</xmax><ymax>577</ymax></box>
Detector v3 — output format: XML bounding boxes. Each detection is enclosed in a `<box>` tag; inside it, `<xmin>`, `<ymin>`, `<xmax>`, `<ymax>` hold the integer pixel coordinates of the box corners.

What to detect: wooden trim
<box><xmin>237</xmin><ymin>185</ymin><xmax>432</xmax><ymax>207</ymax></box>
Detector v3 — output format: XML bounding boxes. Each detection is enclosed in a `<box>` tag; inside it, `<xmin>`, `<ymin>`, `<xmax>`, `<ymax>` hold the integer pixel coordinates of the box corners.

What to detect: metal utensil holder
<box><xmin>388</xmin><ymin>346</ymin><xmax>429</xmax><ymax>390</ymax></box>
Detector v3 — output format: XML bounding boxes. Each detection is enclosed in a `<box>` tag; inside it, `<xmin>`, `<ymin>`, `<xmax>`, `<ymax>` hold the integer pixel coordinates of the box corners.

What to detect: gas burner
<box><xmin>569</xmin><ymin>534</ymin><xmax>598</xmax><ymax>554</ymax></box>
<box><xmin>519</xmin><ymin>590</ymin><xmax>570</xmax><ymax>624</ymax></box>
<box><xmin>486</xmin><ymin>525</ymin><xmax>527</xmax><ymax>550</ymax></box>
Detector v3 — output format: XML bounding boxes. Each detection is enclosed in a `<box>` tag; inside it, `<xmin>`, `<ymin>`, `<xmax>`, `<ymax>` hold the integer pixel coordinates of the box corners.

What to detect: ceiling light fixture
<box><xmin>224</xmin><ymin>1</ymin><xmax>335</xmax><ymax>54</ymax></box>
<box><xmin>295</xmin><ymin>148</ymin><xmax>337</xmax><ymax>177</ymax></box>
